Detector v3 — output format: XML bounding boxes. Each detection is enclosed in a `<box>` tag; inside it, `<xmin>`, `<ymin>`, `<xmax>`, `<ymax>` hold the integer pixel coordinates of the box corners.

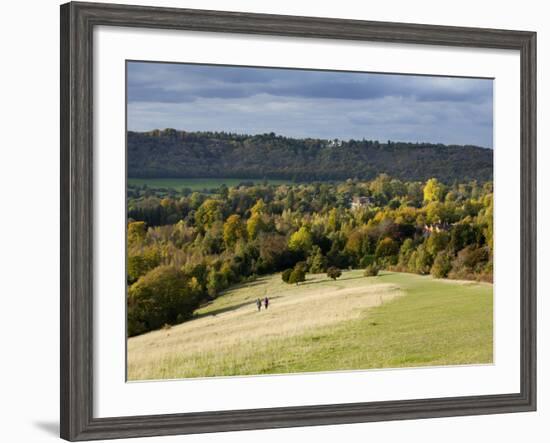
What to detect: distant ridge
<box><xmin>128</xmin><ymin>129</ymin><xmax>493</xmax><ymax>183</ymax></box>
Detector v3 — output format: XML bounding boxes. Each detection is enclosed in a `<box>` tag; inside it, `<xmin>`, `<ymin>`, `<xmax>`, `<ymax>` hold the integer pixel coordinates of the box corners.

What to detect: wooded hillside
<box><xmin>128</xmin><ymin>129</ymin><xmax>493</xmax><ymax>183</ymax></box>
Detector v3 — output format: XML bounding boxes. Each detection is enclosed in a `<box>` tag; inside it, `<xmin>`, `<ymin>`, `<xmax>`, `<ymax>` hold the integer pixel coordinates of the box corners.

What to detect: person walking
<box><xmin>256</xmin><ymin>298</ymin><xmax>262</xmax><ymax>312</ymax></box>
<box><xmin>264</xmin><ymin>296</ymin><xmax>269</xmax><ymax>310</ymax></box>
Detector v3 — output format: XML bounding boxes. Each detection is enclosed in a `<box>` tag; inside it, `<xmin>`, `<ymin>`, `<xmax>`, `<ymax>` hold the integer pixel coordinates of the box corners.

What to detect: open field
<box><xmin>127</xmin><ymin>271</ymin><xmax>493</xmax><ymax>380</ymax></box>
<box><xmin>127</xmin><ymin>177</ymin><xmax>295</xmax><ymax>191</ymax></box>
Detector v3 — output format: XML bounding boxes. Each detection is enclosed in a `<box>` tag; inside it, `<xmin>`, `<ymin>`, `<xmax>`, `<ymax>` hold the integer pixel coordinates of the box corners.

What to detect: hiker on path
<box><xmin>264</xmin><ymin>296</ymin><xmax>269</xmax><ymax>310</ymax></box>
<box><xmin>256</xmin><ymin>298</ymin><xmax>262</xmax><ymax>311</ymax></box>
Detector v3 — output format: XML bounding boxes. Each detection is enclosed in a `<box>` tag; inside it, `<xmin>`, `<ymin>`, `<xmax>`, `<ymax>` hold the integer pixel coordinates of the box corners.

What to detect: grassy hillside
<box><xmin>127</xmin><ymin>271</ymin><xmax>493</xmax><ymax>380</ymax></box>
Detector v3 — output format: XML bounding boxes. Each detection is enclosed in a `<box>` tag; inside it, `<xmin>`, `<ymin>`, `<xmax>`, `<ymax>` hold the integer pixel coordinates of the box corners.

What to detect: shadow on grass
<box><xmin>196</xmin><ymin>295</ymin><xmax>284</xmax><ymax>318</ymax></box>
<box><xmin>298</xmin><ymin>274</ymin><xmax>369</xmax><ymax>287</ymax></box>
<box><xmin>222</xmin><ymin>279</ymin><xmax>270</xmax><ymax>292</ymax></box>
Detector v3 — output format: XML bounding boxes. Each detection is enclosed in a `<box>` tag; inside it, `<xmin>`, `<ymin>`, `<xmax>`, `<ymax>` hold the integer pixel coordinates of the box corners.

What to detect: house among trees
<box><xmin>350</xmin><ymin>196</ymin><xmax>372</xmax><ymax>210</ymax></box>
<box><xmin>422</xmin><ymin>222</ymin><xmax>451</xmax><ymax>237</ymax></box>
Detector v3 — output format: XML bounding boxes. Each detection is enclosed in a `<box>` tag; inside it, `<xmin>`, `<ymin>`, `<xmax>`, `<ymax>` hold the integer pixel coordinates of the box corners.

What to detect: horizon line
<box><xmin>127</xmin><ymin>128</ymin><xmax>493</xmax><ymax>150</ymax></box>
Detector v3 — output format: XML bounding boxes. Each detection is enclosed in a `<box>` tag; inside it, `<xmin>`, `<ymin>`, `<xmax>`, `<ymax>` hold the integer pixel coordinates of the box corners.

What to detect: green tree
<box><xmin>426</xmin><ymin>231</ymin><xmax>450</xmax><ymax>256</ymax></box>
<box><xmin>345</xmin><ymin>228</ymin><xmax>369</xmax><ymax>260</ymax></box>
<box><xmin>398</xmin><ymin>238</ymin><xmax>415</xmax><ymax>267</ymax></box>
<box><xmin>281</xmin><ymin>268</ymin><xmax>293</xmax><ymax>283</ymax></box>
<box><xmin>375</xmin><ymin>237</ymin><xmax>399</xmax><ymax>261</ymax></box>
<box><xmin>307</xmin><ymin>245</ymin><xmax>327</xmax><ymax>274</ymax></box>
<box><xmin>450</xmin><ymin>223</ymin><xmax>478</xmax><ymax>253</ymax></box>
<box><xmin>369</xmin><ymin>173</ymin><xmax>393</xmax><ymax>201</ymax></box>
<box><xmin>206</xmin><ymin>268</ymin><xmax>226</xmax><ymax>297</ymax></box>
<box><xmin>182</xmin><ymin>263</ymin><xmax>208</xmax><ymax>293</ymax></box>
<box><xmin>288</xmin><ymin>267</ymin><xmax>306</xmax><ymax>285</ymax></box>
<box><xmin>327</xmin><ymin>208</ymin><xmax>340</xmax><ymax>232</ymax></box>
<box><xmin>128</xmin><ymin>266</ymin><xmax>201</xmax><ymax>336</ymax></box>
<box><xmin>412</xmin><ymin>244</ymin><xmax>432</xmax><ymax>275</ymax></box>
<box><xmin>431</xmin><ymin>251</ymin><xmax>453</xmax><ymax>278</ymax></box>
<box><xmin>406</xmin><ymin>182</ymin><xmax>424</xmax><ymax>206</ymax></box>
<box><xmin>127</xmin><ymin>248</ymin><xmax>160</xmax><ymax>284</ymax></box>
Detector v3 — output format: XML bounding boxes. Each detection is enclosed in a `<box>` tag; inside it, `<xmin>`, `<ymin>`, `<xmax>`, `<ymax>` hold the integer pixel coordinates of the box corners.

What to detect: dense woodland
<box><xmin>128</xmin><ymin>129</ymin><xmax>493</xmax><ymax>183</ymax></box>
<box><xmin>127</xmin><ymin>175</ymin><xmax>493</xmax><ymax>336</ymax></box>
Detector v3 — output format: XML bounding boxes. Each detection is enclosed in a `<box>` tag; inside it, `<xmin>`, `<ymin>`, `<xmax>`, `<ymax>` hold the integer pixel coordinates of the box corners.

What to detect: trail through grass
<box><xmin>127</xmin><ymin>271</ymin><xmax>493</xmax><ymax>380</ymax></box>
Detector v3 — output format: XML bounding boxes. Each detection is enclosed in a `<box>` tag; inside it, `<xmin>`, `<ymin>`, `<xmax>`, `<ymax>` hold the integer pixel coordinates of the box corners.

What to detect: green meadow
<box><xmin>127</xmin><ymin>271</ymin><xmax>493</xmax><ymax>380</ymax></box>
<box><xmin>128</xmin><ymin>177</ymin><xmax>295</xmax><ymax>191</ymax></box>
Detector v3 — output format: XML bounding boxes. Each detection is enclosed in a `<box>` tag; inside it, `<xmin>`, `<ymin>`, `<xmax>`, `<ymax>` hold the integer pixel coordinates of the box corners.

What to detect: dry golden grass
<box><xmin>127</xmin><ymin>271</ymin><xmax>493</xmax><ymax>380</ymax></box>
<box><xmin>127</xmin><ymin>272</ymin><xmax>402</xmax><ymax>380</ymax></box>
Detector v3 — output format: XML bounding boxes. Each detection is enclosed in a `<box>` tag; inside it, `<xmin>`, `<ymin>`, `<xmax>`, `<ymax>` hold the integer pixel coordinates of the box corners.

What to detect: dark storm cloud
<box><xmin>127</xmin><ymin>62</ymin><xmax>493</xmax><ymax>148</ymax></box>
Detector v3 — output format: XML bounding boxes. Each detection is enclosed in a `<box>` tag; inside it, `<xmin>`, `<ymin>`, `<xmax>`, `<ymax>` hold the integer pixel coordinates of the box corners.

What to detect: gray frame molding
<box><xmin>60</xmin><ymin>2</ymin><xmax>536</xmax><ymax>441</ymax></box>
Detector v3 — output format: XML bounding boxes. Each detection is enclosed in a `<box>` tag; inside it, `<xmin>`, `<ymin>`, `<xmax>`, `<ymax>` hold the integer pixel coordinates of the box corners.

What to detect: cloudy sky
<box><xmin>127</xmin><ymin>61</ymin><xmax>493</xmax><ymax>148</ymax></box>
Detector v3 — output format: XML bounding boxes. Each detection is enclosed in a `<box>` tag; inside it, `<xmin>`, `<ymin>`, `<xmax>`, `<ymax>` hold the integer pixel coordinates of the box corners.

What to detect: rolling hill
<box><xmin>127</xmin><ymin>129</ymin><xmax>493</xmax><ymax>183</ymax></box>
<box><xmin>127</xmin><ymin>271</ymin><xmax>493</xmax><ymax>380</ymax></box>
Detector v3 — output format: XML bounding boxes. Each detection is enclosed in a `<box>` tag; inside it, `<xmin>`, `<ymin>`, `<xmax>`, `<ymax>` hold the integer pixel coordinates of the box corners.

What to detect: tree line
<box><xmin>127</xmin><ymin>175</ymin><xmax>493</xmax><ymax>337</ymax></box>
<box><xmin>128</xmin><ymin>129</ymin><xmax>493</xmax><ymax>183</ymax></box>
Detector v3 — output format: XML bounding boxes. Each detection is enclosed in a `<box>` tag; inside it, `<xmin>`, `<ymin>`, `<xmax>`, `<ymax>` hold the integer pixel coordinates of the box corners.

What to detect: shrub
<box><xmin>128</xmin><ymin>266</ymin><xmax>202</xmax><ymax>336</ymax></box>
<box><xmin>327</xmin><ymin>266</ymin><xmax>342</xmax><ymax>280</ymax></box>
<box><xmin>448</xmin><ymin>245</ymin><xmax>490</xmax><ymax>280</ymax></box>
<box><xmin>364</xmin><ymin>263</ymin><xmax>380</xmax><ymax>277</ymax></box>
<box><xmin>431</xmin><ymin>251</ymin><xmax>453</xmax><ymax>278</ymax></box>
<box><xmin>281</xmin><ymin>268</ymin><xmax>293</xmax><ymax>283</ymax></box>
<box><xmin>288</xmin><ymin>267</ymin><xmax>306</xmax><ymax>285</ymax></box>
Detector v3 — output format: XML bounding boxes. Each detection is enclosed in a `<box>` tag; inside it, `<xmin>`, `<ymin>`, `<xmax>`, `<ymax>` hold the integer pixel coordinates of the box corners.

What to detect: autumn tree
<box><xmin>246</xmin><ymin>212</ymin><xmax>267</xmax><ymax>239</ymax></box>
<box><xmin>223</xmin><ymin>214</ymin><xmax>247</xmax><ymax>247</ymax></box>
<box><xmin>288</xmin><ymin>226</ymin><xmax>313</xmax><ymax>254</ymax></box>
<box><xmin>423</xmin><ymin>178</ymin><xmax>445</xmax><ymax>203</ymax></box>
<box><xmin>195</xmin><ymin>199</ymin><xmax>223</xmax><ymax>231</ymax></box>
<box><xmin>128</xmin><ymin>221</ymin><xmax>147</xmax><ymax>246</ymax></box>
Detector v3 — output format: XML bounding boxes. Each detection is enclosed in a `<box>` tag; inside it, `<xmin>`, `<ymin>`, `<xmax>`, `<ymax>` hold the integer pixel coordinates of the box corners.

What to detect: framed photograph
<box><xmin>60</xmin><ymin>1</ymin><xmax>536</xmax><ymax>441</ymax></box>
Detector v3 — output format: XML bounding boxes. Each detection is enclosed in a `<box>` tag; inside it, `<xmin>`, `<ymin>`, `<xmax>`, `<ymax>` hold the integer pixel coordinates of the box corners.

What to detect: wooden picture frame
<box><xmin>60</xmin><ymin>1</ymin><xmax>536</xmax><ymax>440</ymax></box>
